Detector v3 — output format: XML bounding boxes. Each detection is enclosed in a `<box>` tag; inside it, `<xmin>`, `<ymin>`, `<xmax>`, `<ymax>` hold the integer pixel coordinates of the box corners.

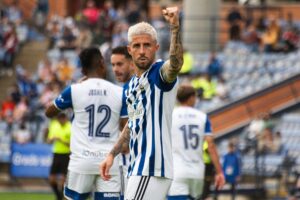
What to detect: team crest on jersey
<box><xmin>139</xmin><ymin>84</ymin><xmax>145</xmax><ymax>91</ymax></box>
<box><xmin>57</xmin><ymin>95</ymin><xmax>64</xmax><ymax>103</ymax></box>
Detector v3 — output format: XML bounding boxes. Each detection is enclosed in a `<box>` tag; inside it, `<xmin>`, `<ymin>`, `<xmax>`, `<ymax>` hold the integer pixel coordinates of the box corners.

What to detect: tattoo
<box><xmin>161</xmin><ymin>26</ymin><xmax>183</xmax><ymax>83</ymax></box>
<box><xmin>110</xmin><ymin>124</ymin><xmax>131</xmax><ymax>157</ymax></box>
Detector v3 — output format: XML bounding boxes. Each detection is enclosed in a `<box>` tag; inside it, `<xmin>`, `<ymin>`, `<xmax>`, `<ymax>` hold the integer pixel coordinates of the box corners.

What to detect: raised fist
<box><xmin>162</xmin><ymin>7</ymin><xmax>179</xmax><ymax>27</ymax></box>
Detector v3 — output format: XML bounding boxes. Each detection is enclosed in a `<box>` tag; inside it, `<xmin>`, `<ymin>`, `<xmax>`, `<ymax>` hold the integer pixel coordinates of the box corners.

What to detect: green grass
<box><xmin>0</xmin><ymin>192</ymin><xmax>55</xmax><ymax>200</ymax></box>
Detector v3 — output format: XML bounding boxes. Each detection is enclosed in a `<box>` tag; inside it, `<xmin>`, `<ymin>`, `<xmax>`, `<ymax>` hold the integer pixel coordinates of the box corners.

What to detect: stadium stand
<box><xmin>187</xmin><ymin>50</ymin><xmax>300</xmax><ymax>112</ymax></box>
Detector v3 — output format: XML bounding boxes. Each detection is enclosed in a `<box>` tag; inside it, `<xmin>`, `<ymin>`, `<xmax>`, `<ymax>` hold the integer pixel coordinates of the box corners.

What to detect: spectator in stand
<box><xmin>6</xmin><ymin>1</ymin><xmax>22</xmax><ymax>24</ymax></box>
<box><xmin>126</xmin><ymin>2</ymin><xmax>141</xmax><ymax>25</ymax></box>
<box><xmin>192</xmin><ymin>74</ymin><xmax>217</xmax><ymax>100</ymax></box>
<box><xmin>82</xmin><ymin>0</ymin><xmax>100</xmax><ymax>28</ymax></box>
<box><xmin>269</xmin><ymin>18</ymin><xmax>281</xmax><ymax>44</ymax></box>
<box><xmin>215</xmin><ymin>77</ymin><xmax>228</xmax><ymax>100</ymax></box>
<box><xmin>0</xmin><ymin>23</ymin><xmax>18</xmax><ymax>73</ymax></box>
<box><xmin>248</xmin><ymin>113</ymin><xmax>265</xmax><ymax>140</ymax></box>
<box><xmin>13</xmin><ymin>121</ymin><xmax>31</xmax><ymax>144</ymax></box>
<box><xmin>281</xmin><ymin>27</ymin><xmax>299</xmax><ymax>53</ymax></box>
<box><xmin>179</xmin><ymin>49</ymin><xmax>194</xmax><ymax>75</ymax></box>
<box><xmin>17</xmin><ymin>70</ymin><xmax>38</xmax><ymax>100</ymax></box>
<box><xmin>47</xmin><ymin>18</ymin><xmax>62</xmax><ymax>49</ymax></box>
<box><xmin>242</xmin><ymin>23</ymin><xmax>260</xmax><ymax>53</ymax></box>
<box><xmin>91</xmin><ymin>26</ymin><xmax>105</xmax><ymax>46</ymax></box>
<box><xmin>33</xmin><ymin>0</ymin><xmax>49</xmax><ymax>31</ymax></box>
<box><xmin>75</xmin><ymin>24</ymin><xmax>93</xmax><ymax>50</ymax></box>
<box><xmin>15</xmin><ymin>19</ymin><xmax>28</xmax><ymax>44</ymax></box>
<box><xmin>207</xmin><ymin>52</ymin><xmax>223</xmax><ymax>79</ymax></box>
<box><xmin>0</xmin><ymin>7</ymin><xmax>5</xmax><ymax>21</ymax></box>
<box><xmin>112</xmin><ymin>22</ymin><xmax>128</xmax><ymax>48</ymax></box>
<box><xmin>227</xmin><ymin>7</ymin><xmax>243</xmax><ymax>41</ymax></box>
<box><xmin>286</xmin><ymin>12</ymin><xmax>297</xmax><ymax>30</ymax></box>
<box><xmin>261</xmin><ymin>26</ymin><xmax>277</xmax><ymax>53</ymax></box>
<box><xmin>39</xmin><ymin>82</ymin><xmax>62</xmax><ymax>108</ymax></box>
<box><xmin>13</xmin><ymin>96</ymin><xmax>28</xmax><ymax>123</ymax></box>
<box><xmin>104</xmin><ymin>0</ymin><xmax>118</xmax><ymax>21</ymax></box>
<box><xmin>223</xmin><ymin>142</ymin><xmax>241</xmax><ymax>200</ymax></box>
<box><xmin>258</xmin><ymin>128</ymin><xmax>281</xmax><ymax>154</ymax></box>
<box><xmin>38</xmin><ymin>58</ymin><xmax>55</xmax><ymax>84</ymax></box>
<box><xmin>98</xmin><ymin>2</ymin><xmax>115</xmax><ymax>42</ymax></box>
<box><xmin>39</xmin><ymin>83</ymin><xmax>56</xmax><ymax>109</ymax></box>
<box><xmin>1</xmin><ymin>93</ymin><xmax>15</xmax><ymax>120</ymax></box>
<box><xmin>55</xmin><ymin>58</ymin><xmax>74</xmax><ymax>83</ymax></box>
<box><xmin>57</xmin><ymin>27</ymin><xmax>76</xmax><ymax>51</ymax></box>
<box><xmin>256</xmin><ymin>16</ymin><xmax>267</xmax><ymax>33</ymax></box>
<box><xmin>9</xmin><ymin>84</ymin><xmax>21</xmax><ymax>104</ymax></box>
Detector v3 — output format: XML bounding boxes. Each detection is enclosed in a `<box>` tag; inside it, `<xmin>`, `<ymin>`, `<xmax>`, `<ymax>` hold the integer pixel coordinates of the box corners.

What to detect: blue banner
<box><xmin>11</xmin><ymin>143</ymin><xmax>53</xmax><ymax>178</ymax></box>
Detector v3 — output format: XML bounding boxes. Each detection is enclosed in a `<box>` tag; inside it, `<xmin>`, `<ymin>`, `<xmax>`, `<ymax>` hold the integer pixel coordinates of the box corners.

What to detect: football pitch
<box><xmin>0</xmin><ymin>192</ymin><xmax>55</xmax><ymax>200</ymax></box>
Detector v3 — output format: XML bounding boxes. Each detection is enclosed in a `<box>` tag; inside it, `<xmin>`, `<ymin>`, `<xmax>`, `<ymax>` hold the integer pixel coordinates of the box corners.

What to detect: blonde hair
<box><xmin>127</xmin><ymin>22</ymin><xmax>158</xmax><ymax>43</ymax></box>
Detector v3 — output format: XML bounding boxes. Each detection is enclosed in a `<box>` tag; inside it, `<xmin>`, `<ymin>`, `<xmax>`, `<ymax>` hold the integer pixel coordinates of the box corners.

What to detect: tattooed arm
<box><xmin>160</xmin><ymin>7</ymin><xmax>183</xmax><ymax>83</ymax></box>
<box><xmin>110</xmin><ymin>121</ymin><xmax>130</xmax><ymax>157</ymax></box>
<box><xmin>100</xmin><ymin>121</ymin><xmax>130</xmax><ymax>180</ymax></box>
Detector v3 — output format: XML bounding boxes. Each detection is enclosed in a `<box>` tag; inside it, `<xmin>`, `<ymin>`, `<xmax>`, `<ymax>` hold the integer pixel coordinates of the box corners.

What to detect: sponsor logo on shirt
<box><xmin>82</xmin><ymin>150</ymin><xmax>108</xmax><ymax>158</ymax></box>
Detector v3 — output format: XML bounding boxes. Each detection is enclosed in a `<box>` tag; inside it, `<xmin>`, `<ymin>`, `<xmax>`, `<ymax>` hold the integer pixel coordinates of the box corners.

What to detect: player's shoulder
<box><xmin>76</xmin><ymin>78</ymin><xmax>121</xmax><ymax>88</ymax></box>
<box><xmin>193</xmin><ymin>108</ymin><xmax>207</xmax><ymax>118</ymax></box>
<box><xmin>102</xmin><ymin>78</ymin><xmax>122</xmax><ymax>89</ymax></box>
<box><xmin>148</xmin><ymin>59</ymin><xmax>165</xmax><ymax>74</ymax></box>
<box><xmin>176</xmin><ymin>106</ymin><xmax>207</xmax><ymax>118</ymax></box>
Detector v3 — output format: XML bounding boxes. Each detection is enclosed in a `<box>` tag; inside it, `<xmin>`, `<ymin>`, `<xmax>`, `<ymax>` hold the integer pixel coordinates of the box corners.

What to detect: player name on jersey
<box><xmin>88</xmin><ymin>89</ymin><xmax>107</xmax><ymax>96</ymax></box>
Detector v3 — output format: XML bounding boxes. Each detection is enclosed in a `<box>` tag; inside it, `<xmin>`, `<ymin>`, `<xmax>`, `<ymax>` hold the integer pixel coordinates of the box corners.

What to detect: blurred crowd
<box><xmin>0</xmin><ymin>0</ymin><xmax>170</xmax><ymax>145</ymax></box>
<box><xmin>0</xmin><ymin>1</ymin><xmax>30</xmax><ymax>76</ymax></box>
<box><xmin>225</xmin><ymin>7</ymin><xmax>300</xmax><ymax>54</ymax></box>
<box><xmin>247</xmin><ymin>112</ymin><xmax>282</xmax><ymax>155</ymax></box>
<box><xmin>178</xmin><ymin>51</ymin><xmax>228</xmax><ymax>110</ymax></box>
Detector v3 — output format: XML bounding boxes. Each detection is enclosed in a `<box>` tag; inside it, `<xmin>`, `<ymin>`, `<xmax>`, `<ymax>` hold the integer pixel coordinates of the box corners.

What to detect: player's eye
<box><xmin>132</xmin><ymin>44</ymin><xmax>140</xmax><ymax>49</ymax></box>
<box><xmin>144</xmin><ymin>43</ymin><xmax>151</xmax><ymax>48</ymax></box>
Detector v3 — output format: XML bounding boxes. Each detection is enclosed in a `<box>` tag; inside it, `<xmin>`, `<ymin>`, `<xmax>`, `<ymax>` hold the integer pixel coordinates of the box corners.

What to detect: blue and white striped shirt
<box><xmin>123</xmin><ymin>60</ymin><xmax>178</xmax><ymax>179</ymax></box>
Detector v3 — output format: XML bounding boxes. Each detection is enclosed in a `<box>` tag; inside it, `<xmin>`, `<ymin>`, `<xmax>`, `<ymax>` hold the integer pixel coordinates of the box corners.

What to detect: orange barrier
<box><xmin>209</xmin><ymin>75</ymin><xmax>300</xmax><ymax>136</ymax></box>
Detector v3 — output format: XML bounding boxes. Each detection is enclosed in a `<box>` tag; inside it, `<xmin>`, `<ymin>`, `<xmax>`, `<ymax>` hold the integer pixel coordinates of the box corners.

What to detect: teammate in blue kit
<box><xmin>100</xmin><ymin>6</ymin><xmax>183</xmax><ymax>200</ymax></box>
<box><xmin>168</xmin><ymin>84</ymin><xmax>225</xmax><ymax>200</ymax></box>
<box><xmin>46</xmin><ymin>47</ymin><xmax>123</xmax><ymax>200</ymax></box>
<box><xmin>110</xmin><ymin>46</ymin><xmax>134</xmax><ymax>199</ymax></box>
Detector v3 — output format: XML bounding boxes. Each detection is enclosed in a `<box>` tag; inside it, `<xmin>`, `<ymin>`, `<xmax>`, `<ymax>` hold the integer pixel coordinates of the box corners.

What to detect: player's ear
<box><xmin>127</xmin><ymin>45</ymin><xmax>132</xmax><ymax>56</ymax></box>
<box><xmin>155</xmin><ymin>43</ymin><xmax>160</xmax><ymax>51</ymax></box>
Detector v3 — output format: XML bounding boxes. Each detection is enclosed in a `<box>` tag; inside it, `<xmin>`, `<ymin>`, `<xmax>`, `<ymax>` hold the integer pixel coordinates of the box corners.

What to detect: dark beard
<box><xmin>135</xmin><ymin>61</ymin><xmax>152</xmax><ymax>71</ymax></box>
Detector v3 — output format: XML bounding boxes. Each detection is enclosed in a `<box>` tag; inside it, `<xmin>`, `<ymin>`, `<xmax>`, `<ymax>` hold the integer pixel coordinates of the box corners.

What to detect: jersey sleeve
<box><xmin>54</xmin><ymin>86</ymin><xmax>73</xmax><ymax>110</ymax></box>
<box><xmin>150</xmin><ymin>61</ymin><xmax>177</xmax><ymax>92</ymax></box>
<box><xmin>204</xmin><ymin>116</ymin><xmax>212</xmax><ymax>135</ymax></box>
<box><xmin>120</xmin><ymin>84</ymin><xmax>128</xmax><ymax>118</ymax></box>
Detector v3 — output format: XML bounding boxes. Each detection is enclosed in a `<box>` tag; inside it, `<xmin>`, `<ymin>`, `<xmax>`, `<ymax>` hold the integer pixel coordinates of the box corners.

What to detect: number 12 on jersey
<box><xmin>85</xmin><ymin>104</ymin><xmax>111</xmax><ymax>138</ymax></box>
<box><xmin>179</xmin><ymin>125</ymin><xmax>200</xmax><ymax>149</ymax></box>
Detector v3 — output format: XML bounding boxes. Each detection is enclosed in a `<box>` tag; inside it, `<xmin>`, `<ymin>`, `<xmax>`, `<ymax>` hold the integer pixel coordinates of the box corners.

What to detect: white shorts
<box><xmin>125</xmin><ymin>176</ymin><xmax>172</xmax><ymax>200</ymax></box>
<box><xmin>119</xmin><ymin>165</ymin><xmax>128</xmax><ymax>197</ymax></box>
<box><xmin>64</xmin><ymin>171</ymin><xmax>120</xmax><ymax>200</ymax></box>
<box><xmin>168</xmin><ymin>178</ymin><xmax>204</xmax><ymax>199</ymax></box>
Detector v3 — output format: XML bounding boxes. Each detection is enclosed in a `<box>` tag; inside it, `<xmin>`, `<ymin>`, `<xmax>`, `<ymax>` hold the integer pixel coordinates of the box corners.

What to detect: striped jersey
<box><xmin>54</xmin><ymin>78</ymin><xmax>122</xmax><ymax>174</ymax></box>
<box><xmin>123</xmin><ymin>60</ymin><xmax>178</xmax><ymax>179</ymax></box>
<box><xmin>171</xmin><ymin>106</ymin><xmax>212</xmax><ymax>179</ymax></box>
<box><xmin>120</xmin><ymin>81</ymin><xmax>130</xmax><ymax>175</ymax></box>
